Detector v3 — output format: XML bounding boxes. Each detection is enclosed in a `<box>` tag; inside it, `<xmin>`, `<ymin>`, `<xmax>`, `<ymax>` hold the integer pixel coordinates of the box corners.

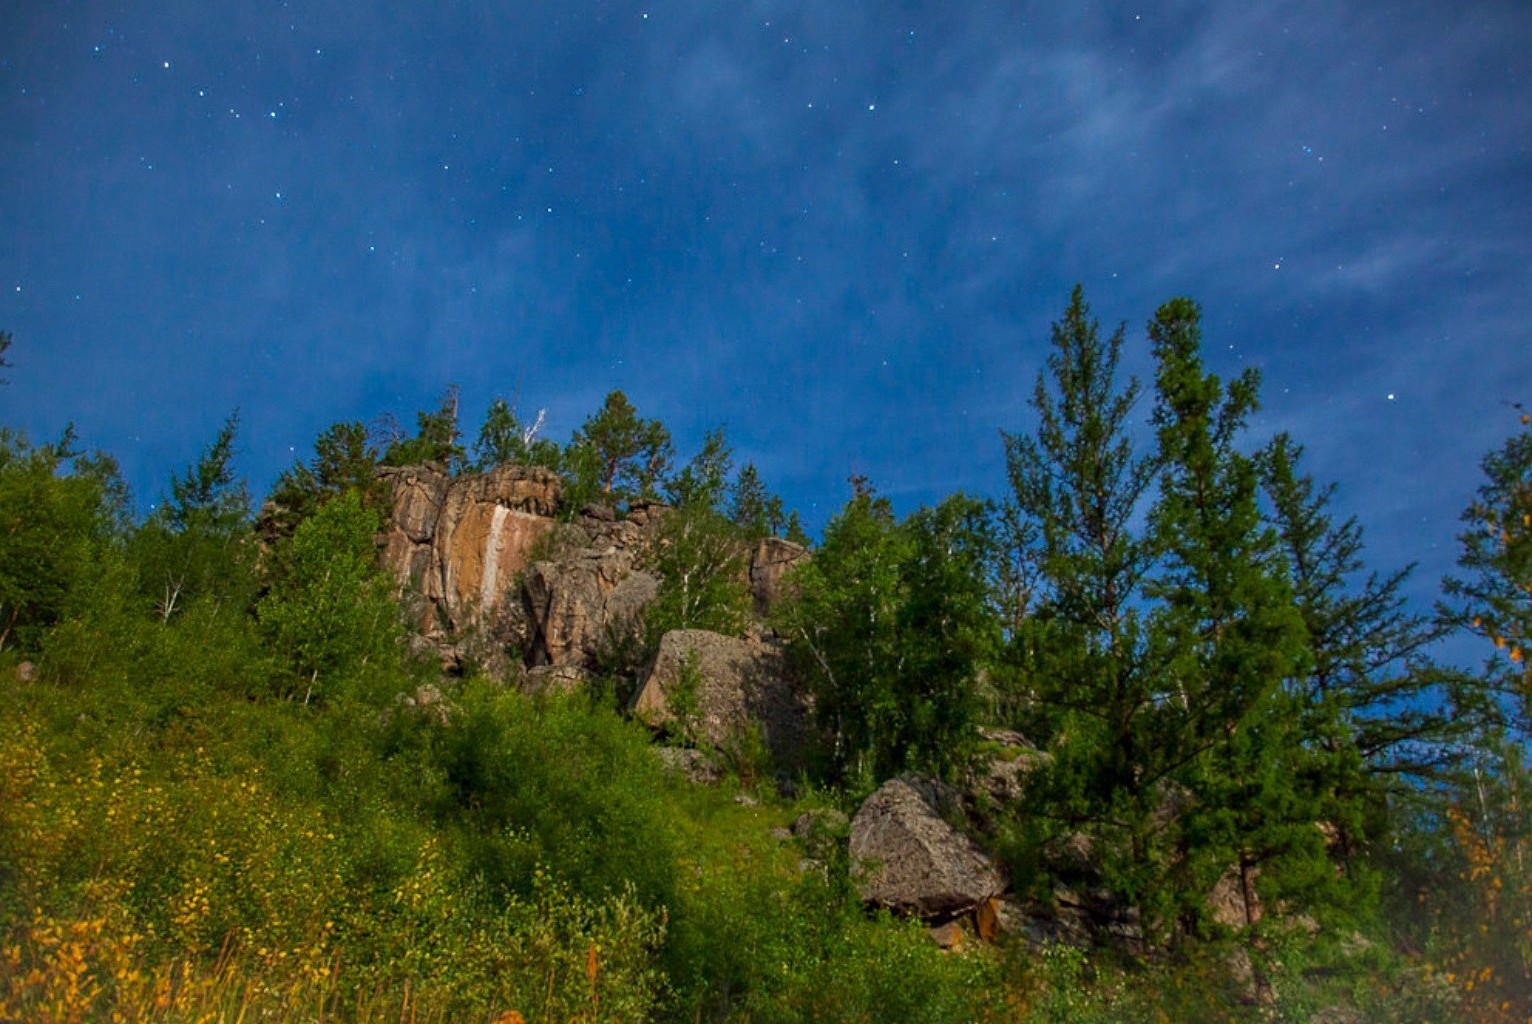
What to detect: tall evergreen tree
<box><xmin>999</xmin><ymin>286</ymin><xmax>1160</xmax><ymax>890</ymax></box>
<box><xmin>666</xmin><ymin>426</ymin><xmax>733</xmax><ymax>513</ymax></box>
<box><xmin>1144</xmin><ymin>297</ymin><xmax>1334</xmax><ymax>941</ymax></box>
<box><xmin>728</xmin><ymin>462</ymin><xmax>789</xmax><ymax>541</ymax></box>
<box><xmin>566</xmin><ymin>390</ymin><xmax>673</xmax><ymax>506</ymax></box>
<box><xmin>263</xmin><ymin>420</ymin><xmax>383</xmax><ymax>539</ymax></box>
<box><xmin>1260</xmin><ymin>434</ymin><xmax>1483</xmax><ymax>797</ymax></box>
<box><xmin>137</xmin><ymin>413</ymin><xmax>257</xmax><ymax>622</ymax></box>
<box><xmin>472</xmin><ymin>397</ymin><xmax>560</xmax><ymax>471</ymax></box>
<box><xmin>1442</xmin><ymin>408</ymin><xmax>1532</xmax><ymax>734</ymax></box>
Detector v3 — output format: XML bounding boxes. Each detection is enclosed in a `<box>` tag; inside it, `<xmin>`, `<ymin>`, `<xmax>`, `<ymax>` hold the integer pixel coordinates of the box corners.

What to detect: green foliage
<box><xmin>1142</xmin><ymin>296</ymin><xmax>1334</xmax><ymax>938</ymax></box>
<box><xmin>646</xmin><ymin>505</ymin><xmax>752</xmax><ymax>639</ymax></box>
<box><xmin>472</xmin><ymin>395</ymin><xmax>562</xmax><ymax>470</ymax></box>
<box><xmin>566</xmin><ymin>389</ymin><xmax>673</xmax><ymax>506</ymax></box>
<box><xmin>728</xmin><ymin>460</ymin><xmax>799</xmax><ymax>542</ymax></box>
<box><xmin>0</xmin><ymin>430</ymin><xmax>116</xmax><ymax>652</ymax></box>
<box><xmin>1442</xmin><ymin>408</ymin><xmax>1532</xmax><ymax>733</ymax></box>
<box><xmin>667</xmin><ymin>426</ymin><xmax>733</xmax><ymax>513</ymax></box>
<box><xmin>777</xmin><ymin>481</ymin><xmax>993</xmax><ymax>784</ymax></box>
<box><xmin>383</xmin><ymin>385</ymin><xmax>466</xmax><ymax>471</ymax></box>
<box><xmin>264</xmin><ymin>419</ymin><xmax>385</xmax><ymax>538</ymax></box>
<box><xmin>257</xmin><ymin>491</ymin><xmax>401</xmax><ymax>702</ymax></box>
<box><xmin>165</xmin><ymin>411</ymin><xmax>250</xmax><ymax>533</ymax></box>
<box><xmin>429</xmin><ymin>682</ymin><xmax>678</xmax><ymax>909</ymax></box>
<box><xmin>132</xmin><ymin>413</ymin><xmax>260</xmax><ymax>624</ymax></box>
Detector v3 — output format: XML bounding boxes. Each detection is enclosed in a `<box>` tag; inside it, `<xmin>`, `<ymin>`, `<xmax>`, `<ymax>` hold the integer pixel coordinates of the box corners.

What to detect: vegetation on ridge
<box><xmin>1</xmin><ymin>288</ymin><xmax>1530</xmax><ymax>1021</ymax></box>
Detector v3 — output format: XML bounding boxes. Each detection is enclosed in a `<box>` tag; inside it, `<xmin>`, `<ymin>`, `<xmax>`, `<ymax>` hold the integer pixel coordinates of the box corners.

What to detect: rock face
<box><xmin>523</xmin><ymin>550</ymin><xmax>659</xmax><ymax>668</ymax></box>
<box><xmin>749</xmin><ymin>538</ymin><xmax>810</xmax><ymax>616</ymax></box>
<box><xmin>630</xmin><ymin>628</ymin><xmax>807</xmax><ymax>762</ymax></box>
<box><xmin>377</xmin><ymin>463</ymin><xmax>562</xmax><ymax>643</ymax></box>
<box><xmin>850</xmin><ymin>774</ymin><xmax>1005</xmax><ymax>919</ymax></box>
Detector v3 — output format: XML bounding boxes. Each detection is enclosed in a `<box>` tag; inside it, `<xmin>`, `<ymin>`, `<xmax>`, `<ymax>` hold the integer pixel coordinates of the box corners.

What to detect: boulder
<box><xmin>653</xmin><ymin>746</ymin><xmax>725</xmax><ymax>784</ymax></box>
<box><xmin>523</xmin><ymin>549</ymin><xmax>657</xmax><ymax>668</ymax></box>
<box><xmin>630</xmin><ymin>629</ymin><xmax>807</xmax><ymax>763</ymax></box>
<box><xmin>522</xmin><ymin>664</ymin><xmax>591</xmax><ymax>696</ymax></box>
<box><xmin>849</xmin><ymin>774</ymin><xmax>1005</xmax><ymax>919</ymax></box>
<box><xmin>749</xmin><ymin>537</ymin><xmax>810</xmax><ymax>616</ymax></box>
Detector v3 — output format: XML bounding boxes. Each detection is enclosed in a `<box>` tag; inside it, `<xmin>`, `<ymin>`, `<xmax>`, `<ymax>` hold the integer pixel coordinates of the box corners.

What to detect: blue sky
<box><xmin>2</xmin><ymin>0</ymin><xmax>1530</xmax><ymax>627</ymax></box>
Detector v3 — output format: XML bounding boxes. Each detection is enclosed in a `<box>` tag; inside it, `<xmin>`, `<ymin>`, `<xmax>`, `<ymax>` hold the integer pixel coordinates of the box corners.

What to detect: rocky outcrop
<box><xmin>377</xmin><ymin>463</ymin><xmax>562</xmax><ymax>645</ymax></box>
<box><xmin>523</xmin><ymin>549</ymin><xmax>659</xmax><ymax>668</ymax></box>
<box><xmin>749</xmin><ymin>538</ymin><xmax>810</xmax><ymax>616</ymax></box>
<box><xmin>850</xmin><ymin>774</ymin><xmax>1005</xmax><ymax>919</ymax></box>
<box><xmin>630</xmin><ymin>628</ymin><xmax>807</xmax><ymax>763</ymax></box>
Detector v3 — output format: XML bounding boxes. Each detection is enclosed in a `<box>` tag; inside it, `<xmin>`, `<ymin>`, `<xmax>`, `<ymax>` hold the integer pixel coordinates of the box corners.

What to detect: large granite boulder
<box><xmin>629</xmin><ymin>628</ymin><xmax>807</xmax><ymax>762</ymax></box>
<box><xmin>523</xmin><ymin>549</ymin><xmax>659</xmax><ymax>668</ymax></box>
<box><xmin>749</xmin><ymin>537</ymin><xmax>810</xmax><ymax>617</ymax></box>
<box><xmin>850</xmin><ymin>774</ymin><xmax>1005</xmax><ymax>919</ymax></box>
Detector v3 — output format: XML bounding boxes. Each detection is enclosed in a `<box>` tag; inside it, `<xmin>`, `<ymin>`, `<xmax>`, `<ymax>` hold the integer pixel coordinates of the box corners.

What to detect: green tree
<box><xmin>1259</xmin><ymin>433</ymin><xmax>1484</xmax><ymax>860</ymax></box>
<box><xmin>0</xmin><ymin>430</ymin><xmax>115</xmax><ymax>651</ymax></box>
<box><xmin>263</xmin><ymin>420</ymin><xmax>384</xmax><ymax>539</ymax></box>
<box><xmin>473</xmin><ymin>397</ymin><xmax>562</xmax><ymax>471</ymax></box>
<box><xmin>566</xmin><ymin>390</ymin><xmax>672</xmax><ymax>506</ymax></box>
<box><xmin>776</xmin><ymin>478</ymin><xmax>908</xmax><ymax>783</ymax></box>
<box><xmin>666</xmin><ymin>427</ymin><xmax>733</xmax><ymax>513</ymax></box>
<box><xmin>892</xmin><ymin>494</ymin><xmax>999</xmax><ymax>781</ymax></box>
<box><xmin>1143</xmin><ymin>296</ymin><xmax>1333</xmax><ymax>942</ymax></box>
<box><xmin>383</xmin><ymin>385</ymin><xmax>466</xmax><ymax>471</ymax></box>
<box><xmin>0</xmin><ymin>329</ymin><xmax>12</xmax><ymax>384</ymax></box>
<box><xmin>165</xmin><ymin>412</ymin><xmax>250</xmax><ymax>533</ymax></box>
<box><xmin>646</xmin><ymin>506</ymin><xmax>752</xmax><ymax>639</ymax></box>
<box><xmin>1442</xmin><ymin>408</ymin><xmax>1532</xmax><ymax>733</ymax></box>
<box><xmin>134</xmin><ymin>413</ymin><xmax>257</xmax><ymax>622</ymax></box>
<box><xmin>728</xmin><ymin>462</ymin><xmax>789</xmax><ymax>541</ymax></box>
<box><xmin>257</xmin><ymin>491</ymin><xmax>400</xmax><ymax>703</ymax></box>
<box><xmin>999</xmin><ymin>286</ymin><xmax>1158</xmax><ymax>828</ymax></box>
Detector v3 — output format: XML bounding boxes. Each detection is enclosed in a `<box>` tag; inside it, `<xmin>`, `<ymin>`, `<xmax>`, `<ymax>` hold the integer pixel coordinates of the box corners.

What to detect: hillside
<box><xmin>2</xmin><ymin>294</ymin><xmax>1530</xmax><ymax>1022</ymax></box>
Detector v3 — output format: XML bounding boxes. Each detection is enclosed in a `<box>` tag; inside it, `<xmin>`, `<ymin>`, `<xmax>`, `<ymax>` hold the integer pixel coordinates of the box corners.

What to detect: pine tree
<box><xmin>165</xmin><ymin>412</ymin><xmax>250</xmax><ymax>534</ymax></box>
<box><xmin>999</xmin><ymin>286</ymin><xmax>1160</xmax><ymax>891</ymax></box>
<box><xmin>728</xmin><ymin>462</ymin><xmax>789</xmax><ymax>540</ymax></box>
<box><xmin>1260</xmin><ymin>433</ymin><xmax>1483</xmax><ymax>805</ymax></box>
<box><xmin>1144</xmin><ymin>296</ymin><xmax>1332</xmax><ymax>942</ymax></box>
<box><xmin>1442</xmin><ymin>408</ymin><xmax>1532</xmax><ymax>734</ymax></box>
<box><xmin>473</xmin><ymin>397</ymin><xmax>560</xmax><ymax>471</ymax></box>
<box><xmin>384</xmin><ymin>385</ymin><xmax>465</xmax><ymax>471</ymax></box>
<box><xmin>263</xmin><ymin>420</ymin><xmax>383</xmax><ymax>539</ymax></box>
<box><xmin>137</xmin><ymin>412</ymin><xmax>257</xmax><ymax>622</ymax></box>
<box><xmin>893</xmin><ymin>494</ymin><xmax>999</xmax><ymax>781</ymax></box>
<box><xmin>566</xmin><ymin>390</ymin><xmax>673</xmax><ymax>506</ymax></box>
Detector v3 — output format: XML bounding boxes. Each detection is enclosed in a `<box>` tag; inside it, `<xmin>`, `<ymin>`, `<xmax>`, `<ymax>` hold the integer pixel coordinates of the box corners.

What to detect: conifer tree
<box><xmin>1144</xmin><ymin>297</ymin><xmax>1334</xmax><ymax>941</ymax></box>
<box><xmin>999</xmin><ymin>286</ymin><xmax>1160</xmax><ymax>889</ymax></box>
<box><xmin>473</xmin><ymin>397</ymin><xmax>560</xmax><ymax>471</ymax></box>
<box><xmin>1260</xmin><ymin>433</ymin><xmax>1482</xmax><ymax>811</ymax></box>
<box><xmin>728</xmin><ymin>462</ymin><xmax>790</xmax><ymax>541</ymax></box>
<box><xmin>263</xmin><ymin>420</ymin><xmax>383</xmax><ymax>539</ymax></box>
<box><xmin>137</xmin><ymin>412</ymin><xmax>256</xmax><ymax>621</ymax></box>
<box><xmin>1442</xmin><ymin>408</ymin><xmax>1532</xmax><ymax>734</ymax></box>
<box><xmin>566</xmin><ymin>390</ymin><xmax>673</xmax><ymax>506</ymax></box>
<box><xmin>384</xmin><ymin>385</ymin><xmax>465</xmax><ymax>471</ymax></box>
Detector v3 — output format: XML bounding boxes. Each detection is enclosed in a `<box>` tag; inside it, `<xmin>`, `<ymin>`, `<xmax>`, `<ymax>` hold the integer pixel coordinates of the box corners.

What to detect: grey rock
<box><xmin>630</xmin><ymin>629</ymin><xmax>808</xmax><ymax>766</ymax></box>
<box><xmin>850</xmin><ymin>774</ymin><xmax>1005</xmax><ymax>919</ymax></box>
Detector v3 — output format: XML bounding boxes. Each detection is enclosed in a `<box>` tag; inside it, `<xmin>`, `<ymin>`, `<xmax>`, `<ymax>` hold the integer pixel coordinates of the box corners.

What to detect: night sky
<box><xmin>3</xmin><ymin>1</ymin><xmax>1530</xmax><ymax>627</ymax></box>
